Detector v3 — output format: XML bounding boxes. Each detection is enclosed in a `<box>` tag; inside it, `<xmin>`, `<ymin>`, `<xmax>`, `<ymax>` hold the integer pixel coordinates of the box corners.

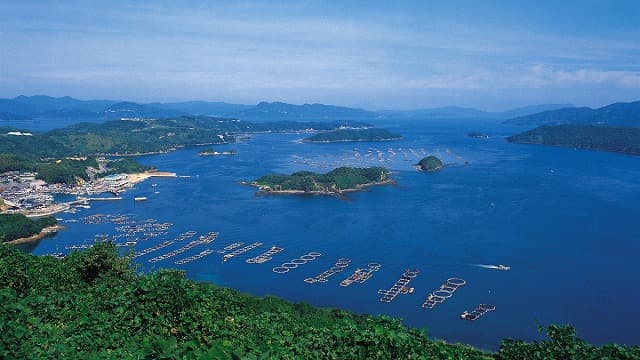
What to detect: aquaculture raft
<box><xmin>148</xmin><ymin>232</ymin><xmax>218</xmax><ymax>263</ymax></box>
<box><xmin>246</xmin><ymin>246</ymin><xmax>284</xmax><ymax>264</ymax></box>
<box><xmin>272</xmin><ymin>252</ymin><xmax>322</xmax><ymax>274</ymax></box>
<box><xmin>460</xmin><ymin>304</ymin><xmax>496</xmax><ymax>321</ymax></box>
<box><xmin>222</xmin><ymin>242</ymin><xmax>263</xmax><ymax>261</ymax></box>
<box><xmin>421</xmin><ymin>277</ymin><xmax>466</xmax><ymax>309</ymax></box>
<box><xmin>340</xmin><ymin>262</ymin><xmax>381</xmax><ymax>287</ymax></box>
<box><xmin>175</xmin><ymin>249</ymin><xmax>214</xmax><ymax>265</ymax></box>
<box><xmin>217</xmin><ymin>242</ymin><xmax>244</xmax><ymax>254</ymax></box>
<box><xmin>304</xmin><ymin>258</ymin><xmax>351</xmax><ymax>284</ymax></box>
<box><xmin>378</xmin><ymin>269</ymin><xmax>419</xmax><ymax>303</ymax></box>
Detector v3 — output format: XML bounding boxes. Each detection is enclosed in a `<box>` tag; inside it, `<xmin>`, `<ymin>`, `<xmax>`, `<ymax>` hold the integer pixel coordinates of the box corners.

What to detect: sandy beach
<box><xmin>127</xmin><ymin>171</ymin><xmax>177</xmax><ymax>185</ymax></box>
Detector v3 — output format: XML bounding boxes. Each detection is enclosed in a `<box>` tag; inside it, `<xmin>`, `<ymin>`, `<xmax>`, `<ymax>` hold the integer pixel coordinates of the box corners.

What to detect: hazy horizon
<box><xmin>1</xmin><ymin>1</ymin><xmax>639</xmax><ymax>111</ymax></box>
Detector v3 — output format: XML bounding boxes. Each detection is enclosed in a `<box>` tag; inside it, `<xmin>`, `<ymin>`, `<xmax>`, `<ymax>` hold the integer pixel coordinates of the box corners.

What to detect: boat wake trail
<box><xmin>470</xmin><ymin>264</ymin><xmax>511</xmax><ymax>271</ymax></box>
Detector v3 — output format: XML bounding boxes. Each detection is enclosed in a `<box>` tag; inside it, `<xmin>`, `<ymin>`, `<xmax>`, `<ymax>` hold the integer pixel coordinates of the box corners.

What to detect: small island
<box><xmin>198</xmin><ymin>148</ymin><xmax>237</xmax><ymax>156</ymax></box>
<box><xmin>302</xmin><ymin>128</ymin><xmax>401</xmax><ymax>143</ymax></box>
<box><xmin>468</xmin><ymin>132</ymin><xmax>489</xmax><ymax>139</ymax></box>
<box><xmin>507</xmin><ymin>124</ymin><xmax>640</xmax><ymax>155</ymax></box>
<box><xmin>247</xmin><ymin>166</ymin><xmax>391</xmax><ymax>196</ymax></box>
<box><xmin>415</xmin><ymin>156</ymin><xmax>443</xmax><ymax>172</ymax></box>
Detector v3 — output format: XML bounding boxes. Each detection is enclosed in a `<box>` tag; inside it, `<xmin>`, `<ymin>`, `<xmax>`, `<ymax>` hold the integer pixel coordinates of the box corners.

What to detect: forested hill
<box><xmin>507</xmin><ymin>124</ymin><xmax>640</xmax><ymax>155</ymax></box>
<box><xmin>1</xmin><ymin>243</ymin><xmax>638</xmax><ymax>358</ymax></box>
<box><xmin>0</xmin><ymin>117</ymin><xmax>369</xmax><ymax>158</ymax></box>
<box><xmin>303</xmin><ymin>128</ymin><xmax>401</xmax><ymax>143</ymax></box>
<box><xmin>504</xmin><ymin>100</ymin><xmax>640</xmax><ymax>127</ymax></box>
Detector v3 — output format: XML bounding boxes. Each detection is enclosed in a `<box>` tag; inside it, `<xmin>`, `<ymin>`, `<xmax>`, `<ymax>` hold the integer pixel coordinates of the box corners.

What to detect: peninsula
<box><xmin>0</xmin><ymin>213</ymin><xmax>58</xmax><ymax>244</ymax></box>
<box><xmin>415</xmin><ymin>156</ymin><xmax>443</xmax><ymax>172</ymax></box>
<box><xmin>248</xmin><ymin>166</ymin><xmax>391</xmax><ymax>195</ymax></box>
<box><xmin>302</xmin><ymin>128</ymin><xmax>401</xmax><ymax>143</ymax></box>
<box><xmin>507</xmin><ymin>124</ymin><xmax>640</xmax><ymax>155</ymax></box>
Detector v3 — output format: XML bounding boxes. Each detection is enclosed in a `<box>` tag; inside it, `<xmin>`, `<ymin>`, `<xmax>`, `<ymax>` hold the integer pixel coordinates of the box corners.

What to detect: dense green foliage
<box><xmin>303</xmin><ymin>128</ymin><xmax>401</xmax><ymax>143</ymax></box>
<box><xmin>507</xmin><ymin>125</ymin><xmax>640</xmax><ymax>155</ymax></box>
<box><xmin>495</xmin><ymin>325</ymin><xmax>640</xmax><ymax>359</ymax></box>
<box><xmin>1</xmin><ymin>244</ymin><xmax>638</xmax><ymax>359</ymax></box>
<box><xmin>0</xmin><ymin>214</ymin><xmax>56</xmax><ymax>243</ymax></box>
<box><xmin>417</xmin><ymin>156</ymin><xmax>443</xmax><ymax>171</ymax></box>
<box><xmin>255</xmin><ymin>166</ymin><xmax>389</xmax><ymax>192</ymax></box>
<box><xmin>102</xmin><ymin>158</ymin><xmax>154</xmax><ymax>175</ymax></box>
<box><xmin>0</xmin><ymin>243</ymin><xmax>488</xmax><ymax>359</ymax></box>
<box><xmin>0</xmin><ymin>154</ymin><xmax>97</xmax><ymax>184</ymax></box>
<box><xmin>35</xmin><ymin>158</ymin><xmax>98</xmax><ymax>184</ymax></box>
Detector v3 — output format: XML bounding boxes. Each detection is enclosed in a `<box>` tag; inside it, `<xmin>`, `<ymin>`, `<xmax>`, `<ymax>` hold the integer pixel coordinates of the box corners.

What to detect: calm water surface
<box><xmin>26</xmin><ymin>119</ymin><xmax>640</xmax><ymax>350</ymax></box>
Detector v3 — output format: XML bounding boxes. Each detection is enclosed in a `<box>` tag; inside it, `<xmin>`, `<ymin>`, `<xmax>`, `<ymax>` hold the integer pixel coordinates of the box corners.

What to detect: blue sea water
<box><xmin>25</xmin><ymin>119</ymin><xmax>640</xmax><ymax>350</ymax></box>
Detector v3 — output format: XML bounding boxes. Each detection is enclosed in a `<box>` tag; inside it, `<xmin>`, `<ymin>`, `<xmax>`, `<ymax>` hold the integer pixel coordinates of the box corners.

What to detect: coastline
<box><xmin>4</xmin><ymin>224</ymin><xmax>65</xmax><ymax>245</ymax></box>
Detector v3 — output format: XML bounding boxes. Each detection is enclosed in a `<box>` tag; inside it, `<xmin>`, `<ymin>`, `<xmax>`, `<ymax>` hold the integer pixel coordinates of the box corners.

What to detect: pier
<box><xmin>222</xmin><ymin>242</ymin><xmax>263</xmax><ymax>262</ymax></box>
<box><xmin>378</xmin><ymin>269</ymin><xmax>419</xmax><ymax>303</ymax></box>
<box><xmin>339</xmin><ymin>262</ymin><xmax>380</xmax><ymax>287</ymax></box>
<box><xmin>246</xmin><ymin>246</ymin><xmax>284</xmax><ymax>264</ymax></box>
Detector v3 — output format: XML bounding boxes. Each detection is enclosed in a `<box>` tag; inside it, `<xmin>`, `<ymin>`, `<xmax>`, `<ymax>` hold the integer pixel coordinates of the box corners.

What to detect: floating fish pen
<box><xmin>246</xmin><ymin>246</ymin><xmax>284</xmax><ymax>264</ymax></box>
<box><xmin>134</xmin><ymin>240</ymin><xmax>175</xmax><ymax>258</ymax></box>
<box><xmin>222</xmin><ymin>242</ymin><xmax>263</xmax><ymax>262</ymax></box>
<box><xmin>65</xmin><ymin>244</ymin><xmax>93</xmax><ymax>250</ymax></box>
<box><xmin>175</xmin><ymin>230</ymin><xmax>197</xmax><ymax>241</ymax></box>
<box><xmin>460</xmin><ymin>304</ymin><xmax>496</xmax><ymax>321</ymax></box>
<box><xmin>339</xmin><ymin>262</ymin><xmax>381</xmax><ymax>287</ymax></box>
<box><xmin>175</xmin><ymin>249</ymin><xmax>215</xmax><ymax>265</ymax></box>
<box><xmin>114</xmin><ymin>241</ymin><xmax>137</xmax><ymax>247</ymax></box>
<box><xmin>421</xmin><ymin>278</ymin><xmax>466</xmax><ymax>309</ymax></box>
<box><xmin>217</xmin><ymin>242</ymin><xmax>244</xmax><ymax>254</ymax></box>
<box><xmin>378</xmin><ymin>269</ymin><xmax>419</xmax><ymax>303</ymax></box>
<box><xmin>304</xmin><ymin>258</ymin><xmax>351</xmax><ymax>284</ymax></box>
<box><xmin>272</xmin><ymin>252</ymin><xmax>322</xmax><ymax>274</ymax></box>
<box><xmin>148</xmin><ymin>232</ymin><xmax>218</xmax><ymax>263</ymax></box>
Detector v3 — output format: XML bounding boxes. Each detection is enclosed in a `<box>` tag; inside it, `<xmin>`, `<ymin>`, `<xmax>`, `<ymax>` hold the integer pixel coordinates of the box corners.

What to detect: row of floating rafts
<box><xmin>304</xmin><ymin>258</ymin><xmax>351</xmax><ymax>284</ymax></box>
<box><xmin>65</xmin><ymin>244</ymin><xmax>94</xmax><ymax>250</ymax></box>
<box><xmin>175</xmin><ymin>230</ymin><xmax>197</xmax><ymax>241</ymax></box>
<box><xmin>246</xmin><ymin>246</ymin><xmax>284</xmax><ymax>264</ymax></box>
<box><xmin>148</xmin><ymin>232</ymin><xmax>218</xmax><ymax>263</ymax></box>
<box><xmin>175</xmin><ymin>249</ymin><xmax>215</xmax><ymax>265</ymax></box>
<box><xmin>114</xmin><ymin>241</ymin><xmax>137</xmax><ymax>247</ymax></box>
<box><xmin>378</xmin><ymin>269</ymin><xmax>420</xmax><ymax>303</ymax></box>
<box><xmin>217</xmin><ymin>242</ymin><xmax>244</xmax><ymax>254</ymax></box>
<box><xmin>421</xmin><ymin>278</ymin><xmax>466</xmax><ymax>309</ymax></box>
<box><xmin>133</xmin><ymin>240</ymin><xmax>175</xmax><ymax>258</ymax></box>
<box><xmin>272</xmin><ymin>252</ymin><xmax>322</xmax><ymax>274</ymax></box>
<box><xmin>460</xmin><ymin>304</ymin><xmax>496</xmax><ymax>321</ymax></box>
<box><xmin>340</xmin><ymin>262</ymin><xmax>381</xmax><ymax>287</ymax></box>
<box><xmin>222</xmin><ymin>242</ymin><xmax>264</xmax><ymax>262</ymax></box>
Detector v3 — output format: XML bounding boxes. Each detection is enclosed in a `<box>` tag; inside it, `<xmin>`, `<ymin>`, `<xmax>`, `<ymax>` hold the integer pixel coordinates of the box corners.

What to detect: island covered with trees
<box><xmin>0</xmin><ymin>213</ymin><xmax>57</xmax><ymax>243</ymax></box>
<box><xmin>248</xmin><ymin>166</ymin><xmax>391</xmax><ymax>195</ymax></box>
<box><xmin>303</xmin><ymin>128</ymin><xmax>401</xmax><ymax>143</ymax></box>
<box><xmin>0</xmin><ymin>243</ymin><xmax>637</xmax><ymax>358</ymax></box>
<box><xmin>416</xmin><ymin>156</ymin><xmax>444</xmax><ymax>172</ymax></box>
<box><xmin>507</xmin><ymin>124</ymin><xmax>640</xmax><ymax>155</ymax></box>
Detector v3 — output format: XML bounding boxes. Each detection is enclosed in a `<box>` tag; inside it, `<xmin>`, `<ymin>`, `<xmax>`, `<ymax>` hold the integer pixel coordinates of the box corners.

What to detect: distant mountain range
<box><xmin>3</xmin><ymin>95</ymin><xmax>636</xmax><ymax>126</ymax></box>
<box><xmin>504</xmin><ymin>101</ymin><xmax>640</xmax><ymax>127</ymax></box>
<box><xmin>379</xmin><ymin>104</ymin><xmax>572</xmax><ymax>120</ymax></box>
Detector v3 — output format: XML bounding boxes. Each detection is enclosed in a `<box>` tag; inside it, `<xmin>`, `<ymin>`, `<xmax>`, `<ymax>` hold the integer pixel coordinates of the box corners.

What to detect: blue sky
<box><xmin>1</xmin><ymin>0</ymin><xmax>639</xmax><ymax>110</ymax></box>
